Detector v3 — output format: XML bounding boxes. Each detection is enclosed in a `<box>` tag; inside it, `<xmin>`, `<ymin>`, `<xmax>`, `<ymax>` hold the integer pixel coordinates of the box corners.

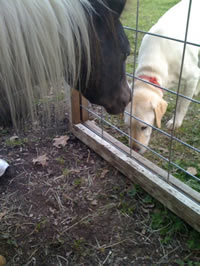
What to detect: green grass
<box><xmin>122</xmin><ymin>0</ymin><xmax>179</xmax><ymax>32</ymax></box>
<box><xmin>121</xmin><ymin>0</ymin><xmax>179</xmax><ymax>73</ymax></box>
<box><xmin>5</xmin><ymin>137</ymin><xmax>28</xmax><ymax>147</ymax></box>
<box><xmin>126</xmin><ymin>185</ymin><xmax>200</xmax><ymax>252</ymax></box>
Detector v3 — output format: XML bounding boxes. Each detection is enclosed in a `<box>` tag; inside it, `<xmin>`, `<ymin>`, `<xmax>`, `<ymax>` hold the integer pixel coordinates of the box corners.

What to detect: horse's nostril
<box><xmin>122</xmin><ymin>100</ymin><xmax>126</xmax><ymax>107</ymax></box>
<box><xmin>123</xmin><ymin>92</ymin><xmax>131</xmax><ymax>106</ymax></box>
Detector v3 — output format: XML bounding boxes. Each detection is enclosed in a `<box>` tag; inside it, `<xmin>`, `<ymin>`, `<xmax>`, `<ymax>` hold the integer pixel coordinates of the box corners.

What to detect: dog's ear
<box><xmin>153</xmin><ymin>99</ymin><xmax>168</xmax><ymax>128</ymax></box>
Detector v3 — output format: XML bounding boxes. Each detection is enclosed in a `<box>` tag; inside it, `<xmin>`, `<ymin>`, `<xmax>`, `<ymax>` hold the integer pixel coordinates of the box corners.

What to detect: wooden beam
<box><xmin>84</xmin><ymin>121</ymin><xmax>200</xmax><ymax>204</ymax></box>
<box><xmin>72</xmin><ymin>121</ymin><xmax>200</xmax><ymax>232</ymax></box>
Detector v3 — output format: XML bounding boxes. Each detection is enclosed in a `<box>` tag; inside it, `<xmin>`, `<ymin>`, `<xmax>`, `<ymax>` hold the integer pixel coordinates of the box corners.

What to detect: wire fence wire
<box><xmin>80</xmin><ymin>0</ymin><xmax>200</xmax><ymax>198</ymax></box>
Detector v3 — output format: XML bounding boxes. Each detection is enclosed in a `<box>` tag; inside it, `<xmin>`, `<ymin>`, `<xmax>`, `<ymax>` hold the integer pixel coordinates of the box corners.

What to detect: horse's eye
<box><xmin>125</xmin><ymin>52</ymin><xmax>130</xmax><ymax>59</ymax></box>
<box><xmin>124</xmin><ymin>52</ymin><xmax>130</xmax><ymax>60</ymax></box>
<box><xmin>141</xmin><ymin>126</ymin><xmax>147</xmax><ymax>131</ymax></box>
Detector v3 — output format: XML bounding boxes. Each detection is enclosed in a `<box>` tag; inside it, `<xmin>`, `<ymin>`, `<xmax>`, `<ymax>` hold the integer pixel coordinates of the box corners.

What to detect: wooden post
<box><xmin>71</xmin><ymin>89</ymin><xmax>81</xmax><ymax>124</ymax></box>
<box><xmin>69</xmin><ymin>88</ymin><xmax>89</xmax><ymax>126</ymax></box>
<box><xmin>81</xmin><ymin>95</ymin><xmax>89</xmax><ymax>122</ymax></box>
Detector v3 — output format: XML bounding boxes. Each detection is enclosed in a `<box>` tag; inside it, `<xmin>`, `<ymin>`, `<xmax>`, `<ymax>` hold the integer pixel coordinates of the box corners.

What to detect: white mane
<box><xmin>0</xmin><ymin>0</ymin><xmax>99</xmax><ymax>126</ymax></box>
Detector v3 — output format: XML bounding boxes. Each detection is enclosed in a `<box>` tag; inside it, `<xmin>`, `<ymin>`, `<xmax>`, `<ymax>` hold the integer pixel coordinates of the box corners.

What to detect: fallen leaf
<box><xmin>33</xmin><ymin>154</ymin><xmax>49</xmax><ymax>167</ymax></box>
<box><xmin>187</xmin><ymin>167</ymin><xmax>197</xmax><ymax>176</ymax></box>
<box><xmin>100</xmin><ymin>169</ymin><xmax>109</xmax><ymax>179</ymax></box>
<box><xmin>53</xmin><ymin>135</ymin><xmax>69</xmax><ymax>148</ymax></box>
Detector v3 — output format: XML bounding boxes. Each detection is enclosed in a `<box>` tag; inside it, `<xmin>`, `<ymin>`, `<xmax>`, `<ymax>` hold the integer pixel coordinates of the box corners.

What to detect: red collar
<box><xmin>138</xmin><ymin>75</ymin><xmax>160</xmax><ymax>87</ymax></box>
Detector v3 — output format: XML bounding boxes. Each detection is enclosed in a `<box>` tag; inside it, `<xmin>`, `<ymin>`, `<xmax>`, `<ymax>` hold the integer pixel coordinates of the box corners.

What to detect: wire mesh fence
<box><xmin>125</xmin><ymin>0</ymin><xmax>200</xmax><ymax>194</ymax></box>
<box><xmin>71</xmin><ymin>0</ymin><xmax>200</xmax><ymax>230</ymax></box>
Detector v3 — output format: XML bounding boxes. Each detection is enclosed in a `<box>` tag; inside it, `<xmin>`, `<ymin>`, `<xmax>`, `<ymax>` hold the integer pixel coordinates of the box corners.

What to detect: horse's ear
<box><xmin>106</xmin><ymin>0</ymin><xmax>127</xmax><ymax>17</ymax></box>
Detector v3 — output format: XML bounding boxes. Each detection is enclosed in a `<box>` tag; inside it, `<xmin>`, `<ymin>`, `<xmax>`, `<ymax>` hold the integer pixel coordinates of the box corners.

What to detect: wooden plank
<box><xmin>84</xmin><ymin>120</ymin><xmax>200</xmax><ymax>204</ymax></box>
<box><xmin>72</xmin><ymin>122</ymin><xmax>200</xmax><ymax>232</ymax></box>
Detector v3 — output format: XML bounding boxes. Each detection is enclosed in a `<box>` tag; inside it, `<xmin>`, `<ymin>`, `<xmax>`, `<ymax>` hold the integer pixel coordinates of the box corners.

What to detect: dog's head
<box><xmin>124</xmin><ymin>86</ymin><xmax>167</xmax><ymax>154</ymax></box>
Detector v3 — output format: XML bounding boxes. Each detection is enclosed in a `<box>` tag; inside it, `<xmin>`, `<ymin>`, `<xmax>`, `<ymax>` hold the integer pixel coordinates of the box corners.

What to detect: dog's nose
<box><xmin>133</xmin><ymin>147</ymin><xmax>140</xmax><ymax>153</ymax></box>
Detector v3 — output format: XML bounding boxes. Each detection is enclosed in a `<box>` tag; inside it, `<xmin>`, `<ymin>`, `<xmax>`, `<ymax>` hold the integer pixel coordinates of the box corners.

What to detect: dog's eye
<box><xmin>141</xmin><ymin>126</ymin><xmax>147</xmax><ymax>131</ymax></box>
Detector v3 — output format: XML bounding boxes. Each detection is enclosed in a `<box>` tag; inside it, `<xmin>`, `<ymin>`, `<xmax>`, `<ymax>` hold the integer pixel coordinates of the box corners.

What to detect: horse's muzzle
<box><xmin>105</xmin><ymin>84</ymin><xmax>131</xmax><ymax>114</ymax></box>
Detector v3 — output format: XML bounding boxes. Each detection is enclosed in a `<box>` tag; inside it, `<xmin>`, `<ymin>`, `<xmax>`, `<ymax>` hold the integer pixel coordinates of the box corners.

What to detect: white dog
<box><xmin>124</xmin><ymin>0</ymin><xmax>200</xmax><ymax>154</ymax></box>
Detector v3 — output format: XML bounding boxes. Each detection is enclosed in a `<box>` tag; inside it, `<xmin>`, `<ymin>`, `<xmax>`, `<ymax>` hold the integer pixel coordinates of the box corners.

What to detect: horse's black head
<box><xmin>77</xmin><ymin>0</ymin><xmax>131</xmax><ymax>114</ymax></box>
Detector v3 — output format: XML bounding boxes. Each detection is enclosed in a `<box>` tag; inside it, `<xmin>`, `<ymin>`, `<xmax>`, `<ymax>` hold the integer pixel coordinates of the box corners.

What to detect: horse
<box><xmin>0</xmin><ymin>0</ymin><xmax>131</xmax><ymax>127</ymax></box>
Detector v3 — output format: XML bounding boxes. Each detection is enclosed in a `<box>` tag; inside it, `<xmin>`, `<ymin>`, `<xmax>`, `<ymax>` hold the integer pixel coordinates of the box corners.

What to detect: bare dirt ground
<box><xmin>0</xmin><ymin>118</ymin><xmax>200</xmax><ymax>266</ymax></box>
